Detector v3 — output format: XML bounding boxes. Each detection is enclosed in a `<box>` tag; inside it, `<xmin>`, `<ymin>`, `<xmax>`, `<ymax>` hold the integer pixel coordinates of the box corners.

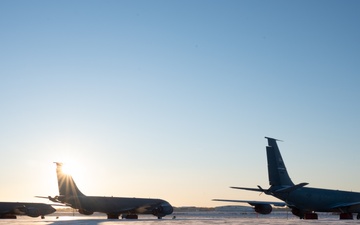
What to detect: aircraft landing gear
<box><xmin>0</xmin><ymin>214</ymin><xmax>16</xmax><ymax>219</ymax></box>
<box><xmin>121</xmin><ymin>214</ymin><xmax>138</xmax><ymax>219</ymax></box>
<box><xmin>291</xmin><ymin>208</ymin><xmax>304</xmax><ymax>219</ymax></box>
<box><xmin>107</xmin><ymin>213</ymin><xmax>120</xmax><ymax>219</ymax></box>
<box><xmin>340</xmin><ymin>213</ymin><xmax>353</xmax><ymax>220</ymax></box>
<box><xmin>292</xmin><ymin>208</ymin><xmax>318</xmax><ymax>220</ymax></box>
<box><xmin>357</xmin><ymin>213</ymin><xmax>360</xmax><ymax>220</ymax></box>
<box><xmin>304</xmin><ymin>213</ymin><xmax>318</xmax><ymax>220</ymax></box>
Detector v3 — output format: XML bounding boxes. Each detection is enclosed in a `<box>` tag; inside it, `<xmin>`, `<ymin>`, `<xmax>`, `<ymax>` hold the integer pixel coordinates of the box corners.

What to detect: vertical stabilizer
<box><xmin>54</xmin><ymin>162</ymin><xmax>85</xmax><ymax>197</ymax></box>
<box><xmin>265</xmin><ymin>137</ymin><xmax>294</xmax><ymax>187</ymax></box>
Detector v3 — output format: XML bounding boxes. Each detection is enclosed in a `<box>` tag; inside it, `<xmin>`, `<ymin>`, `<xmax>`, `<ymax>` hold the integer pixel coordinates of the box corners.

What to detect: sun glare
<box><xmin>59</xmin><ymin>161</ymin><xmax>79</xmax><ymax>176</ymax></box>
<box><xmin>61</xmin><ymin>164</ymin><xmax>72</xmax><ymax>175</ymax></box>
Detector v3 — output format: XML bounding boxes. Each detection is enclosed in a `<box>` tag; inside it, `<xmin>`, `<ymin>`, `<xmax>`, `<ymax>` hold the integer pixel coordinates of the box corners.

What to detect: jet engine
<box><xmin>152</xmin><ymin>206</ymin><xmax>164</xmax><ymax>216</ymax></box>
<box><xmin>78</xmin><ymin>209</ymin><xmax>94</xmax><ymax>215</ymax></box>
<box><xmin>152</xmin><ymin>203</ymin><xmax>174</xmax><ymax>218</ymax></box>
<box><xmin>253</xmin><ymin>204</ymin><xmax>272</xmax><ymax>214</ymax></box>
<box><xmin>26</xmin><ymin>208</ymin><xmax>40</xmax><ymax>217</ymax></box>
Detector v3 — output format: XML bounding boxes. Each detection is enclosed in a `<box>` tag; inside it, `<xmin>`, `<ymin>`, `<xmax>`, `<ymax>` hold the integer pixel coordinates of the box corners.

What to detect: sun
<box><xmin>59</xmin><ymin>161</ymin><xmax>80</xmax><ymax>176</ymax></box>
<box><xmin>61</xmin><ymin>163</ymin><xmax>73</xmax><ymax>175</ymax></box>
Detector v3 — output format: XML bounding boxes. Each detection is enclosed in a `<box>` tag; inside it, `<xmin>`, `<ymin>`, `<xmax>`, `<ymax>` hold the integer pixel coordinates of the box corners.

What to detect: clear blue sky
<box><xmin>1</xmin><ymin>0</ymin><xmax>360</xmax><ymax>207</ymax></box>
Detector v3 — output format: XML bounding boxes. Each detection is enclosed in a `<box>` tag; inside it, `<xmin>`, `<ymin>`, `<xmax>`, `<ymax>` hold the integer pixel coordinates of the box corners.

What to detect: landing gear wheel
<box><xmin>107</xmin><ymin>213</ymin><xmax>120</xmax><ymax>219</ymax></box>
<box><xmin>340</xmin><ymin>213</ymin><xmax>353</xmax><ymax>220</ymax></box>
<box><xmin>304</xmin><ymin>213</ymin><xmax>318</xmax><ymax>220</ymax></box>
<box><xmin>121</xmin><ymin>214</ymin><xmax>138</xmax><ymax>219</ymax></box>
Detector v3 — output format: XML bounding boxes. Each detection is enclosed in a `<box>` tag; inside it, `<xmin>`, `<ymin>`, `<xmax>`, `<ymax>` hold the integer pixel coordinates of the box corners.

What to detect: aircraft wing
<box><xmin>212</xmin><ymin>199</ymin><xmax>286</xmax><ymax>207</ymax></box>
<box><xmin>330</xmin><ymin>201</ymin><xmax>360</xmax><ymax>210</ymax></box>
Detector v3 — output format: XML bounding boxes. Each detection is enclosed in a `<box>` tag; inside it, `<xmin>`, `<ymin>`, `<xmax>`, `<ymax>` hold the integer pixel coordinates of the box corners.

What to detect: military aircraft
<box><xmin>42</xmin><ymin>162</ymin><xmax>173</xmax><ymax>219</ymax></box>
<box><xmin>0</xmin><ymin>202</ymin><xmax>55</xmax><ymax>219</ymax></box>
<box><xmin>214</xmin><ymin>137</ymin><xmax>360</xmax><ymax>220</ymax></box>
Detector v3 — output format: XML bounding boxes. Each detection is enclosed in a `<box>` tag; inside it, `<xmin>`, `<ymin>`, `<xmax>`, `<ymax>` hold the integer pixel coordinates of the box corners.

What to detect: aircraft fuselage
<box><xmin>62</xmin><ymin>195</ymin><xmax>173</xmax><ymax>216</ymax></box>
<box><xmin>215</xmin><ymin>138</ymin><xmax>360</xmax><ymax>219</ymax></box>
<box><xmin>274</xmin><ymin>187</ymin><xmax>360</xmax><ymax>213</ymax></box>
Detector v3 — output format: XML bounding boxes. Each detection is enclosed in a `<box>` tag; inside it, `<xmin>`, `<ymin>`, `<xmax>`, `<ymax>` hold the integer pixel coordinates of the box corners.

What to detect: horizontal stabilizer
<box><xmin>230</xmin><ymin>187</ymin><xmax>265</xmax><ymax>192</ymax></box>
<box><xmin>265</xmin><ymin>137</ymin><xmax>283</xmax><ymax>142</ymax></box>
<box><xmin>212</xmin><ymin>199</ymin><xmax>286</xmax><ymax>207</ymax></box>
<box><xmin>34</xmin><ymin>196</ymin><xmax>49</xmax><ymax>199</ymax></box>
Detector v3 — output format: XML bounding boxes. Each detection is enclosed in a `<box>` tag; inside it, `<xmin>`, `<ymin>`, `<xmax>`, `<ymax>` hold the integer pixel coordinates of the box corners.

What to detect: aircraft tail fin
<box><xmin>265</xmin><ymin>137</ymin><xmax>294</xmax><ymax>187</ymax></box>
<box><xmin>54</xmin><ymin>162</ymin><xmax>85</xmax><ymax>197</ymax></box>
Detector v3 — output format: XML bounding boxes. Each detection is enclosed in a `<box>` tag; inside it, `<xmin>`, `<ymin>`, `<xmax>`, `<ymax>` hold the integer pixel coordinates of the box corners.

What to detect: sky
<box><xmin>0</xmin><ymin>0</ymin><xmax>360</xmax><ymax>208</ymax></box>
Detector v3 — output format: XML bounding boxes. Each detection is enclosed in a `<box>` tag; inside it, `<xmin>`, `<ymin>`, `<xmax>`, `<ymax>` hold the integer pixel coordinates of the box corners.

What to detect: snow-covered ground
<box><xmin>0</xmin><ymin>212</ymin><xmax>359</xmax><ymax>225</ymax></box>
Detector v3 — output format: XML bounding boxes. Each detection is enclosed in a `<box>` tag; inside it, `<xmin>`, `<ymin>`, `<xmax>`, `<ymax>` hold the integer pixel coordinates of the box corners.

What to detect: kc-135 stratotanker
<box><xmin>41</xmin><ymin>162</ymin><xmax>173</xmax><ymax>219</ymax></box>
<box><xmin>214</xmin><ymin>137</ymin><xmax>360</xmax><ymax>220</ymax></box>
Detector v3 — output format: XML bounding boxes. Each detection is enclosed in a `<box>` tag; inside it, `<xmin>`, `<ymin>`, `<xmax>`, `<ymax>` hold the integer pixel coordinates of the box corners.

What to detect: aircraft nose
<box><xmin>47</xmin><ymin>206</ymin><xmax>56</xmax><ymax>214</ymax></box>
<box><xmin>161</xmin><ymin>202</ymin><xmax>173</xmax><ymax>215</ymax></box>
<box><xmin>152</xmin><ymin>201</ymin><xmax>173</xmax><ymax>217</ymax></box>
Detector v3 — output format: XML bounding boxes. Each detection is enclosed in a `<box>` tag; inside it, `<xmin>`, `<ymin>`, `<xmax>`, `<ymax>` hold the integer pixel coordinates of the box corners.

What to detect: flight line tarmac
<box><xmin>0</xmin><ymin>212</ymin><xmax>359</xmax><ymax>225</ymax></box>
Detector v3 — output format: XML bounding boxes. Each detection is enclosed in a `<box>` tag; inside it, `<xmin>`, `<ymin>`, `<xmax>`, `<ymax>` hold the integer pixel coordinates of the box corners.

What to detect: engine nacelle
<box><xmin>26</xmin><ymin>208</ymin><xmax>40</xmax><ymax>217</ymax></box>
<box><xmin>152</xmin><ymin>206</ymin><xmax>163</xmax><ymax>216</ymax></box>
<box><xmin>254</xmin><ymin>204</ymin><xmax>272</xmax><ymax>214</ymax></box>
<box><xmin>78</xmin><ymin>209</ymin><xmax>94</xmax><ymax>215</ymax></box>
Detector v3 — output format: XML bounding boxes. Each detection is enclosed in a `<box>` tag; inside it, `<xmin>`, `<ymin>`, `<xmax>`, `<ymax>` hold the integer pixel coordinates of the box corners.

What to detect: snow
<box><xmin>0</xmin><ymin>212</ymin><xmax>359</xmax><ymax>225</ymax></box>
